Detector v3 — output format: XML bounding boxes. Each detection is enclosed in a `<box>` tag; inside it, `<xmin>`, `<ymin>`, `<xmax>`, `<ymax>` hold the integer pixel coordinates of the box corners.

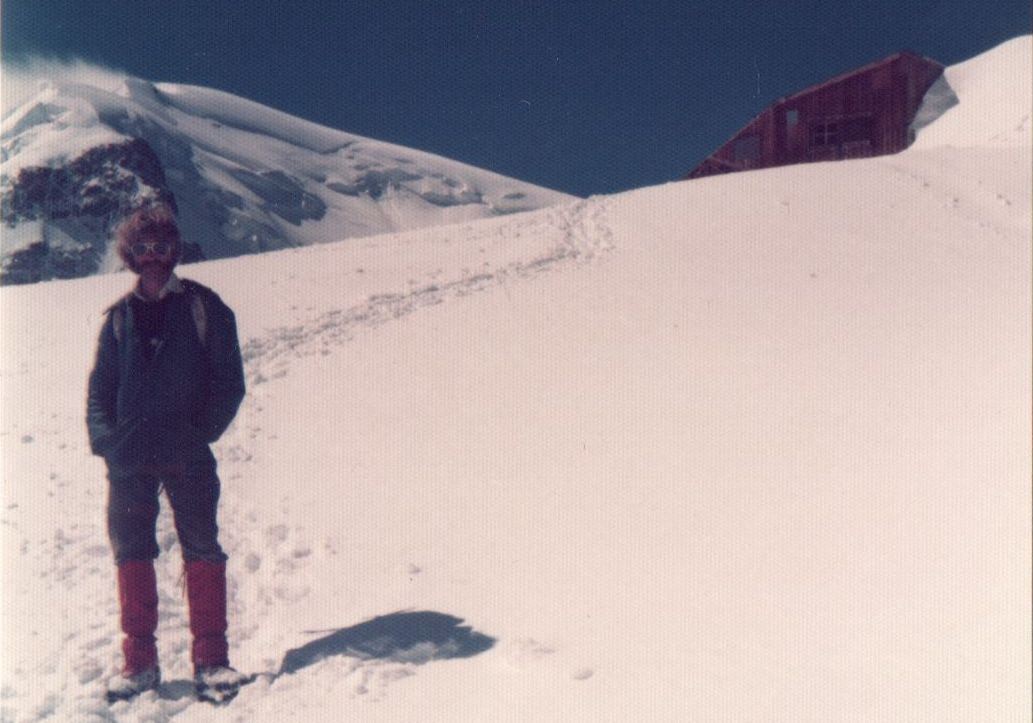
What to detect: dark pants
<box><xmin>107</xmin><ymin>458</ymin><xmax>227</xmax><ymax>564</ymax></box>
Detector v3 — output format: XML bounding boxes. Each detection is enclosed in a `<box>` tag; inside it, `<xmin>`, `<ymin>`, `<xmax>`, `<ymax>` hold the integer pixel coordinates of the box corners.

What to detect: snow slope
<box><xmin>911</xmin><ymin>35</ymin><xmax>1032</xmax><ymax>149</ymax></box>
<box><xmin>1</xmin><ymin>36</ymin><xmax>1030</xmax><ymax>721</ymax></box>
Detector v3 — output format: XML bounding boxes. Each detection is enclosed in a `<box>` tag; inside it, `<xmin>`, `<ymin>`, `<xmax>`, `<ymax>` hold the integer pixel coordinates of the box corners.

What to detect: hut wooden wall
<box><xmin>688</xmin><ymin>53</ymin><xmax>944</xmax><ymax>179</ymax></box>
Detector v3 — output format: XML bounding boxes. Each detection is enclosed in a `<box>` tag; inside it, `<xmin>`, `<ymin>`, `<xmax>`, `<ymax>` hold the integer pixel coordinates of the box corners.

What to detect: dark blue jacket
<box><xmin>86</xmin><ymin>277</ymin><xmax>246</xmax><ymax>468</ymax></box>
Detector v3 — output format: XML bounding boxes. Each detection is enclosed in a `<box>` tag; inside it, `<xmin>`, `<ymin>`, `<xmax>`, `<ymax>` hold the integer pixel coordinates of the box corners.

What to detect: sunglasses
<box><xmin>131</xmin><ymin>241</ymin><xmax>173</xmax><ymax>258</ymax></box>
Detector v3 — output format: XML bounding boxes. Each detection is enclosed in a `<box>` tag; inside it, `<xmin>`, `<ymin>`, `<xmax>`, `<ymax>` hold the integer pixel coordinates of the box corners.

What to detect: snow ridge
<box><xmin>1</xmin><ymin>70</ymin><xmax>575</xmax><ymax>284</ymax></box>
<box><xmin>911</xmin><ymin>35</ymin><xmax>1032</xmax><ymax>149</ymax></box>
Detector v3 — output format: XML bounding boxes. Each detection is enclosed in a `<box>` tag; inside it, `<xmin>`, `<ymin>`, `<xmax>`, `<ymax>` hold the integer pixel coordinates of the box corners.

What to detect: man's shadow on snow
<box><xmin>278</xmin><ymin>611</ymin><xmax>495</xmax><ymax>675</ymax></box>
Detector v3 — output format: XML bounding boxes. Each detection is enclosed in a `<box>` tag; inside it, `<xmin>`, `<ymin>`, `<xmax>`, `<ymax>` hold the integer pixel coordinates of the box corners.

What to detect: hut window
<box><xmin>810</xmin><ymin>121</ymin><xmax>839</xmax><ymax>147</ymax></box>
<box><xmin>786</xmin><ymin>109</ymin><xmax>799</xmax><ymax>126</ymax></box>
<box><xmin>734</xmin><ymin>134</ymin><xmax>761</xmax><ymax>161</ymax></box>
<box><xmin>842</xmin><ymin>116</ymin><xmax>872</xmax><ymax>143</ymax></box>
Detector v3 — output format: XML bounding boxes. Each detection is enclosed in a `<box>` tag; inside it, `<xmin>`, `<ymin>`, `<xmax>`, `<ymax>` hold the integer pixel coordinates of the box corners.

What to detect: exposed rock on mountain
<box><xmin>0</xmin><ymin>138</ymin><xmax>206</xmax><ymax>284</ymax></box>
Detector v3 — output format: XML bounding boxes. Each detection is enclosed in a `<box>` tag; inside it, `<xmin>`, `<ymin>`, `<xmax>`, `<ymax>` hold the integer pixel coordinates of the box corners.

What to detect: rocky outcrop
<box><xmin>0</xmin><ymin>138</ymin><xmax>202</xmax><ymax>285</ymax></box>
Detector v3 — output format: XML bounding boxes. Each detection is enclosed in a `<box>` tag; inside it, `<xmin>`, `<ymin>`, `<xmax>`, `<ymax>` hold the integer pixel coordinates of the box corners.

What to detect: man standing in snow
<box><xmin>86</xmin><ymin>204</ymin><xmax>248</xmax><ymax>704</ymax></box>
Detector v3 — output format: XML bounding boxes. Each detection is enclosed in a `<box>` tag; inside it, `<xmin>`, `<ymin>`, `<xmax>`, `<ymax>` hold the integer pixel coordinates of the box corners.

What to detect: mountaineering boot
<box><xmin>107</xmin><ymin>560</ymin><xmax>160</xmax><ymax>702</ymax></box>
<box><xmin>185</xmin><ymin>560</ymin><xmax>244</xmax><ymax>702</ymax></box>
<box><xmin>118</xmin><ymin>560</ymin><xmax>160</xmax><ymax>671</ymax></box>
<box><xmin>105</xmin><ymin>667</ymin><xmax>161</xmax><ymax>703</ymax></box>
<box><xmin>194</xmin><ymin>664</ymin><xmax>252</xmax><ymax>704</ymax></box>
<box><xmin>185</xmin><ymin>560</ymin><xmax>230</xmax><ymax>667</ymax></box>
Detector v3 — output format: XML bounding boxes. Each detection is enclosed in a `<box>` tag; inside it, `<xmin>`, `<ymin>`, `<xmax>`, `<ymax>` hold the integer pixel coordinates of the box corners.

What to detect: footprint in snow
<box><xmin>503</xmin><ymin>637</ymin><xmax>555</xmax><ymax>668</ymax></box>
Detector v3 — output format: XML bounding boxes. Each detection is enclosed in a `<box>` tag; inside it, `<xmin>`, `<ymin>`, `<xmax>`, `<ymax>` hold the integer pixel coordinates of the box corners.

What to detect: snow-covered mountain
<box><xmin>0</xmin><ymin>72</ymin><xmax>574</xmax><ymax>284</ymax></box>
<box><xmin>0</xmin><ymin>36</ymin><xmax>1029</xmax><ymax>722</ymax></box>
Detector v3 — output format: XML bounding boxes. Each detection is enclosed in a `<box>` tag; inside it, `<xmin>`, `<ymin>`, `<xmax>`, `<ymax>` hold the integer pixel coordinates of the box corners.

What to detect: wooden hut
<box><xmin>687</xmin><ymin>52</ymin><xmax>945</xmax><ymax>179</ymax></box>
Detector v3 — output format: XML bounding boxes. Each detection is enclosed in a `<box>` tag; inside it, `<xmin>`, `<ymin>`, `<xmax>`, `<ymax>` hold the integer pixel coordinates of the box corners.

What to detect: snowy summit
<box><xmin>0</xmin><ymin>35</ymin><xmax>1030</xmax><ymax>722</ymax></box>
<box><xmin>0</xmin><ymin>69</ymin><xmax>574</xmax><ymax>284</ymax></box>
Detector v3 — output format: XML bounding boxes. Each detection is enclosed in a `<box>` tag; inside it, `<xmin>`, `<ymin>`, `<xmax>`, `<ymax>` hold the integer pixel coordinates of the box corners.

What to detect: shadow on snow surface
<box><xmin>278</xmin><ymin>611</ymin><xmax>496</xmax><ymax>675</ymax></box>
<box><xmin>135</xmin><ymin>611</ymin><xmax>493</xmax><ymax>703</ymax></box>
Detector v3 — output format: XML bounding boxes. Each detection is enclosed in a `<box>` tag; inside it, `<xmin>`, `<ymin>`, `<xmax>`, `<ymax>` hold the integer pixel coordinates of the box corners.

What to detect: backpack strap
<box><xmin>180</xmin><ymin>278</ymin><xmax>209</xmax><ymax>349</ymax></box>
<box><xmin>190</xmin><ymin>292</ymin><xmax>207</xmax><ymax>348</ymax></box>
<box><xmin>109</xmin><ymin>297</ymin><xmax>129</xmax><ymax>346</ymax></box>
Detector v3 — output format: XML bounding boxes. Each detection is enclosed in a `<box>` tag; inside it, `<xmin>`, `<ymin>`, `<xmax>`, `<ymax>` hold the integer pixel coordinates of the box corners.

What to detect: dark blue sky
<box><xmin>3</xmin><ymin>1</ymin><xmax>1030</xmax><ymax>196</ymax></box>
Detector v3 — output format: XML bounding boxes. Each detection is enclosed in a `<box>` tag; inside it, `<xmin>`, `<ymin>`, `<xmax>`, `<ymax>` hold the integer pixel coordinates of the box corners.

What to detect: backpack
<box><xmin>110</xmin><ymin>281</ymin><xmax>208</xmax><ymax>348</ymax></box>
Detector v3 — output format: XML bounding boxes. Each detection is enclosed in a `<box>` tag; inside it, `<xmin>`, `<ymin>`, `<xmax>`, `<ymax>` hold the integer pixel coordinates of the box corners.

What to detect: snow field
<box><xmin>1</xmin><ymin>35</ymin><xmax>1030</xmax><ymax>722</ymax></box>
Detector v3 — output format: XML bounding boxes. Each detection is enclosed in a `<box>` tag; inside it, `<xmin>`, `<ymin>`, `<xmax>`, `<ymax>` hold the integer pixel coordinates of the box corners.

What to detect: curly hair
<box><xmin>115</xmin><ymin>204</ymin><xmax>183</xmax><ymax>272</ymax></box>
